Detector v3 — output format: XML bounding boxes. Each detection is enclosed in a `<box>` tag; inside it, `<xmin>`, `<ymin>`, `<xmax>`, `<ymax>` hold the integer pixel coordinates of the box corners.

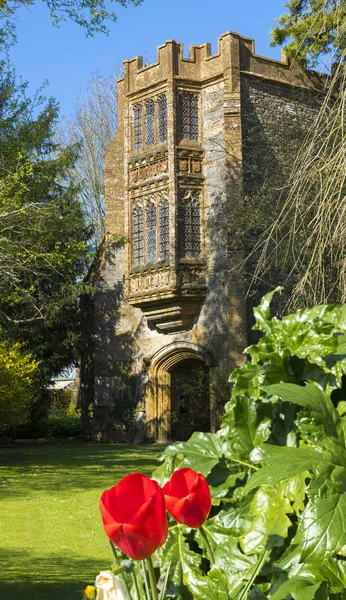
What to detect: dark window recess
<box><xmin>177</xmin><ymin>93</ymin><xmax>199</xmax><ymax>141</ymax></box>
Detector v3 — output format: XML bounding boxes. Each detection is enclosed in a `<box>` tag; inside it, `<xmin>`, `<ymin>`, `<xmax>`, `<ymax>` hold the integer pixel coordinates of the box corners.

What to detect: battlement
<box><xmin>120</xmin><ymin>31</ymin><xmax>316</xmax><ymax>96</ymax></box>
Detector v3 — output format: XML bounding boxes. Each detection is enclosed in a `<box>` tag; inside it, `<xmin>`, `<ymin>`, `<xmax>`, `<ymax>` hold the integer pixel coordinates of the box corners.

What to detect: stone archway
<box><xmin>145</xmin><ymin>342</ymin><xmax>210</xmax><ymax>441</ymax></box>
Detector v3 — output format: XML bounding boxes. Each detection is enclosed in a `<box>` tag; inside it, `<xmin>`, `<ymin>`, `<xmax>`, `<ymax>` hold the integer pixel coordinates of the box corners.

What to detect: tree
<box><xmin>235</xmin><ymin>0</ymin><xmax>346</xmax><ymax>311</ymax></box>
<box><xmin>0</xmin><ymin>57</ymin><xmax>92</xmax><ymax>378</ymax></box>
<box><xmin>0</xmin><ymin>0</ymin><xmax>143</xmax><ymax>36</ymax></box>
<box><xmin>271</xmin><ymin>0</ymin><xmax>346</xmax><ymax>67</ymax></box>
<box><xmin>0</xmin><ymin>341</ymin><xmax>39</xmax><ymax>433</ymax></box>
<box><xmin>60</xmin><ymin>69</ymin><xmax>119</xmax><ymax>248</ymax></box>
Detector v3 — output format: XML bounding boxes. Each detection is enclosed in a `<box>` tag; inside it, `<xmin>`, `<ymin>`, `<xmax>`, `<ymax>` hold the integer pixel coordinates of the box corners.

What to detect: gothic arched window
<box><xmin>159</xmin><ymin>198</ymin><xmax>169</xmax><ymax>259</ymax></box>
<box><xmin>179</xmin><ymin>190</ymin><xmax>201</xmax><ymax>258</ymax></box>
<box><xmin>146</xmin><ymin>203</ymin><xmax>157</xmax><ymax>261</ymax></box>
<box><xmin>146</xmin><ymin>99</ymin><xmax>155</xmax><ymax>147</ymax></box>
<box><xmin>133</xmin><ymin>104</ymin><xmax>143</xmax><ymax>151</ymax></box>
<box><xmin>133</xmin><ymin>206</ymin><xmax>144</xmax><ymax>265</ymax></box>
<box><xmin>177</xmin><ymin>93</ymin><xmax>199</xmax><ymax>141</ymax></box>
<box><xmin>132</xmin><ymin>193</ymin><xmax>169</xmax><ymax>266</ymax></box>
<box><xmin>158</xmin><ymin>94</ymin><xmax>167</xmax><ymax>143</ymax></box>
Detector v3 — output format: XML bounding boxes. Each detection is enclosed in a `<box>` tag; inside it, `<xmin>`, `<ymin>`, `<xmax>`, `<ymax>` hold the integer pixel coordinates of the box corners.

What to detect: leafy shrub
<box><xmin>17</xmin><ymin>412</ymin><xmax>82</xmax><ymax>439</ymax></box>
<box><xmin>42</xmin><ymin>412</ymin><xmax>82</xmax><ymax>437</ymax></box>
<box><xmin>0</xmin><ymin>341</ymin><xmax>39</xmax><ymax>434</ymax></box>
<box><xmin>149</xmin><ymin>289</ymin><xmax>346</xmax><ymax>600</ymax></box>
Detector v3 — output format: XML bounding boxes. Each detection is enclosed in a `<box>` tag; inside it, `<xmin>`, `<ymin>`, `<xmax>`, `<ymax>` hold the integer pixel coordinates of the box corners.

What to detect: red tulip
<box><xmin>162</xmin><ymin>468</ymin><xmax>211</xmax><ymax>528</ymax></box>
<box><xmin>100</xmin><ymin>472</ymin><xmax>168</xmax><ymax>560</ymax></box>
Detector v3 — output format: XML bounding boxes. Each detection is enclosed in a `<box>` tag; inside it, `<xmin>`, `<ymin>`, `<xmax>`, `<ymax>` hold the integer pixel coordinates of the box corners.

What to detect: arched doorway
<box><xmin>170</xmin><ymin>358</ymin><xmax>210</xmax><ymax>441</ymax></box>
<box><xmin>145</xmin><ymin>342</ymin><xmax>210</xmax><ymax>441</ymax></box>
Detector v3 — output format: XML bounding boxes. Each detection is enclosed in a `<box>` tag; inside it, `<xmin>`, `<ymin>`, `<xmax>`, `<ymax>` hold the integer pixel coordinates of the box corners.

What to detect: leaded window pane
<box><xmin>159</xmin><ymin>199</ymin><xmax>169</xmax><ymax>259</ymax></box>
<box><xmin>179</xmin><ymin>191</ymin><xmax>201</xmax><ymax>258</ymax></box>
<box><xmin>133</xmin><ymin>206</ymin><xmax>144</xmax><ymax>265</ymax></box>
<box><xmin>146</xmin><ymin>99</ymin><xmax>155</xmax><ymax>147</ymax></box>
<box><xmin>158</xmin><ymin>94</ymin><xmax>167</xmax><ymax>143</ymax></box>
<box><xmin>177</xmin><ymin>93</ymin><xmax>199</xmax><ymax>141</ymax></box>
<box><xmin>146</xmin><ymin>203</ymin><xmax>157</xmax><ymax>261</ymax></box>
<box><xmin>133</xmin><ymin>104</ymin><xmax>142</xmax><ymax>151</ymax></box>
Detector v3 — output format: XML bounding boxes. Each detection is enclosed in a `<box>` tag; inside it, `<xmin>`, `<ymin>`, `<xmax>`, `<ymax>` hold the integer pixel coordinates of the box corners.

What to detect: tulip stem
<box><xmin>146</xmin><ymin>556</ymin><xmax>159</xmax><ymax>600</ymax></box>
<box><xmin>142</xmin><ymin>561</ymin><xmax>152</xmax><ymax>600</ymax></box>
<box><xmin>132</xmin><ymin>570</ymin><xmax>141</xmax><ymax>600</ymax></box>
<box><xmin>238</xmin><ymin>547</ymin><xmax>268</xmax><ymax>600</ymax></box>
<box><xmin>200</xmin><ymin>526</ymin><xmax>214</xmax><ymax>565</ymax></box>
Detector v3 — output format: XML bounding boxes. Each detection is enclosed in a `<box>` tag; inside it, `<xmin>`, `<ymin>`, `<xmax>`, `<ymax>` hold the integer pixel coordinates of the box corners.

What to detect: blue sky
<box><xmin>10</xmin><ymin>0</ymin><xmax>286</xmax><ymax>119</ymax></box>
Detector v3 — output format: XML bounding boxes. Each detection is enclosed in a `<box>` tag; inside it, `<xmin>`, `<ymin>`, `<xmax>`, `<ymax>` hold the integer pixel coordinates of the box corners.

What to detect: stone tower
<box><xmin>80</xmin><ymin>31</ymin><xmax>319</xmax><ymax>442</ymax></box>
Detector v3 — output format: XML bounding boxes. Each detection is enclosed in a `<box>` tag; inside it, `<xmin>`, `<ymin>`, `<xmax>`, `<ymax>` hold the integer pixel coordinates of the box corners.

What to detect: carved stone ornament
<box><xmin>179</xmin><ymin>159</ymin><xmax>189</xmax><ymax>172</ymax></box>
<box><xmin>192</xmin><ymin>160</ymin><xmax>202</xmax><ymax>173</ymax></box>
<box><xmin>129</xmin><ymin>158</ymin><xmax>168</xmax><ymax>184</ymax></box>
<box><xmin>128</xmin><ymin>268</ymin><xmax>171</xmax><ymax>296</ymax></box>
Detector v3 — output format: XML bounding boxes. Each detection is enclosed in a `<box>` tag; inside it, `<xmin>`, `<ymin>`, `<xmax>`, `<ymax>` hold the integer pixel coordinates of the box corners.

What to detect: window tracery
<box><xmin>177</xmin><ymin>92</ymin><xmax>199</xmax><ymax>141</ymax></box>
<box><xmin>131</xmin><ymin>192</ymin><xmax>169</xmax><ymax>266</ymax></box>
<box><xmin>146</xmin><ymin>203</ymin><xmax>157</xmax><ymax>261</ymax></box>
<box><xmin>133</xmin><ymin>206</ymin><xmax>144</xmax><ymax>265</ymax></box>
<box><xmin>145</xmin><ymin>100</ymin><xmax>155</xmax><ymax>147</ymax></box>
<box><xmin>159</xmin><ymin>198</ymin><xmax>169</xmax><ymax>259</ymax></box>
<box><xmin>158</xmin><ymin>94</ymin><xmax>168</xmax><ymax>143</ymax></box>
<box><xmin>179</xmin><ymin>190</ymin><xmax>201</xmax><ymax>258</ymax></box>
<box><xmin>133</xmin><ymin>104</ymin><xmax>143</xmax><ymax>151</ymax></box>
<box><xmin>132</xmin><ymin>93</ymin><xmax>167</xmax><ymax>152</ymax></box>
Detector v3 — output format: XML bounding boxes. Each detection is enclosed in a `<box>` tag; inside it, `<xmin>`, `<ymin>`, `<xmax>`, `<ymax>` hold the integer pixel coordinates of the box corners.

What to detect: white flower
<box><xmin>95</xmin><ymin>571</ymin><xmax>129</xmax><ymax>600</ymax></box>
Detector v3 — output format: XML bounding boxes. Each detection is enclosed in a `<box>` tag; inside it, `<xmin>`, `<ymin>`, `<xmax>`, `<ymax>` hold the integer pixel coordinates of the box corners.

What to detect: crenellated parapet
<box><xmin>119</xmin><ymin>31</ymin><xmax>318</xmax><ymax>96</ymax></box>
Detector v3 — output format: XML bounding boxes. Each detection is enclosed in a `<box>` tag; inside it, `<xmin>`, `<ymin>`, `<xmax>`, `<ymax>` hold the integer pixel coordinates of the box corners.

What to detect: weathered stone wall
<box><xmin>239</xmin><ymin>76</ymin><xmax>321</xmax><ymax>339</ymax></box>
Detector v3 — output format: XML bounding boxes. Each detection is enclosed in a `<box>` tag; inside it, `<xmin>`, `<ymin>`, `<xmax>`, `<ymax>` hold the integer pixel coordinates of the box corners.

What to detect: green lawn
<box><xmin>0</xmin><ymin>442</ymin><xmax>163</xmax><ymax>600</ymax></box>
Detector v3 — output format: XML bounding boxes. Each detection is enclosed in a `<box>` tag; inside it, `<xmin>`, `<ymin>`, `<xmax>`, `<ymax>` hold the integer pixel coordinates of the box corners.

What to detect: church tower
<box><xmin>80</xmin><ymin>31</ymin><xmax>319</xmax><ymax>441</ymax></box>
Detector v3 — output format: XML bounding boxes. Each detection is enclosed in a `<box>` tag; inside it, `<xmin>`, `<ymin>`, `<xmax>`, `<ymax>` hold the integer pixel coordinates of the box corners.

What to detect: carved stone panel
<box><xmin>127</xmin><ymin>267</ymin><xmax>171</xmax><ymax>299</ymax></box>
<box><xmin>177</xmin><ymin>149</ymin><xmax>204</xmax><ymax>178</ymax></box>
<box><xmin>129</xmin><ymin>151</ymin><xmax>169</xmax><ymax>187</ymax></box>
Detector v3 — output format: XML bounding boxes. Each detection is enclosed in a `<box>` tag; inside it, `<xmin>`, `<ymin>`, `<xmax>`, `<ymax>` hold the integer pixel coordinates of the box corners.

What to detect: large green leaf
<box><xmin>240</xmin><ymin>485</ymin><xmax>293</xmax><ymax>554</ymax></box>
<box><xmin>295</xmin><ymin>557</ymin><xmax>346</xmax><ymax>593</ymax></box>
<box><xmin>298</xmin><ymin>490</ymin><xmax>346</xmax><ymax>562</ymax></box>
<box><xmin>152</xmin><ymin>455</ymin><xmax>180</xmax><ymax>486</ymax></box>
<box><xmin>157</xmin><ymin>525</ymin><xmax>202</xmax><ymax>590</ymax></box>
<box><xmin>252</xmin><ymin>287</ymin><xmax>282</xmax><ymax>334</ymax></box>
<box><xmin>244</xmin><ymin>445</ymin><xmax>321</xmax><ymax>493</ymax></box>
<box><xmin>229</xmin><ymin>395</ymin><xmax>271</xmax><ymax>457</ymax></box>
<box><xmin>187</xmin><ymin>566</ymin><xmax>230</xmax><ymax>600</ymax></box>
<box><xmin>263</xmin><ymin>383</ymin><xmax>344</xmax><ymax>443</ymax></box>
<box><xmin>162</xmin><ymin>432</ymin><xmax>226</xmax><ymax>477</ymax></box>
<box><xmin>270</xmin><ymin>576</ymin><xmax>322</xmax><ymax>600</ymax></box>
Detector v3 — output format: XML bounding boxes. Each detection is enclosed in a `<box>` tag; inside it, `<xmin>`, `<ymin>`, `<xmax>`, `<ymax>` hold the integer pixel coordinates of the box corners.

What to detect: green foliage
<box><xmin>0</xmin><ymin>0</ymin><xmax>143</xmax><ymax>36</ymax></box>
<box><xmin>0</xmin><ymin>341</ymin><xmax>39</xmax><ymax>432</ymax></box>
<box><xmin>144</xmin><ymin>290</ymin><xmax>346</xmax><ymax>600</ymax></box>
<box><xmin>48</xmin><ymin>388</ymin><xmax>74</xmax><ymax>413</ymax></box>
<box><xmin>271</xmin><ymin>0</ymin><xmax>346</xmax><ymax>66</ymax></box>
<box><xmin>0</xmin><ymin>56</ymin><xmax>92</xmax><ymax>379</ymax></box>
<box><xmin>40</xmin><ymin>412</ymin><xmax>82</xmax><ymax>438</ymax></box>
